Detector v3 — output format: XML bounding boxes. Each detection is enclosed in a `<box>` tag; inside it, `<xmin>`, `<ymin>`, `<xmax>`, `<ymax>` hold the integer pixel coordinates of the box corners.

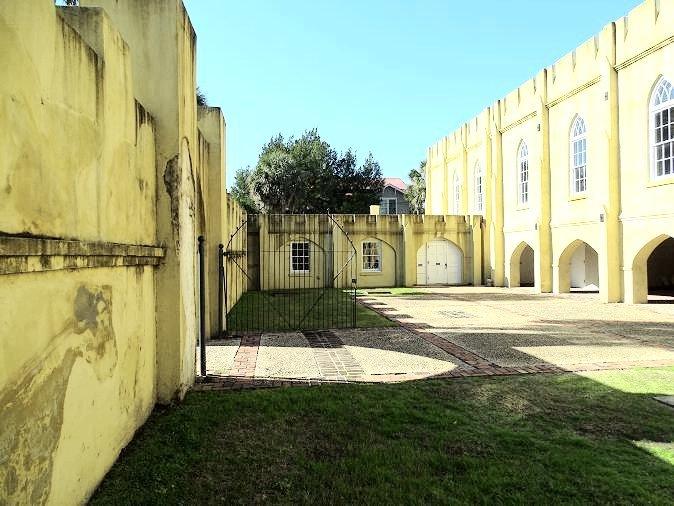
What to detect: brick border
<box><xmin>228</xmin><ymin>334</ymin><xmax>261</xmax><ymax>377</ymax></box>
<box><xmin>304</xmin><ymin>330</ymin><xmax>365</xmax><ymax>381</ymax></box>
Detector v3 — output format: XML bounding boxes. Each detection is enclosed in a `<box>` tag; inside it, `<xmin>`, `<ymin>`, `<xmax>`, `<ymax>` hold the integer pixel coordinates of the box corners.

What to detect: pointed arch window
<box><xmin>518</xmin><ymin>142</ymin><xmax>529</xmax><ymax>205</ymax></box>
<box><xmin>453</xmin><ymin>173</ymin><xmax>461</xmax><ymax>214</ymax></box>
<box><xmin>570</xmin><ymin>117</ymin><xmax>587</xmax><ymax>194</ymax></box>
<box><xmin>474</xmin><ymin>163</ymin><xmax>484</xmax><ymax>213</ymax></box>
<box><xmin>651</xmin><ymin>77</ymin><xmax>674</xmax><ymax>179</ymax></box>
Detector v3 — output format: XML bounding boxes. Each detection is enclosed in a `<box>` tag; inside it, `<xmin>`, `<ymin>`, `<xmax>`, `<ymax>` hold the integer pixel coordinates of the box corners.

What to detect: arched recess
<box><xmin>359</xmin><ymin>236</ymin><xmax>397</xmax><ymax>288</ymax></box>
<box><xmin>557</xmin><ymin>240</ymin><xmax>599</xmax><ymax>293</ymax></box>
<box><xmin>630</xmin><ymin>235</ymin><xmax>674</xmax><ymax>303</ymax></box>
<box><xmin>509</xmin><ymin>242</ymin><xmax>535</xmax><ymax>287</ymax></box>
<box><xmin>416</xmin><ymin>239</ymin><xmax>463</xmax><ymax>285</ymax></box>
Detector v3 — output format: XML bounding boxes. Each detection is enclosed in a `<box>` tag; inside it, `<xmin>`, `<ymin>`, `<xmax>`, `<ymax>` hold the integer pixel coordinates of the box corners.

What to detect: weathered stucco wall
<box><xmin>1</xmin><ymin>1</ymin><xmax>242</xmax><ymax>503</ymax></box>
<box><xmin>0</xmin><ymin>3</ymin><xmax>160</xmax><ymax>504</ymax></box>
<box><xmin>425</xmin><ymin>0</ymin><xmax>674</xmax><ymax>303</ymax></box>
<box><xmin>248</xmin><ymin>214</ymin><xmax>479</xmax><ymax>291</ymax></box>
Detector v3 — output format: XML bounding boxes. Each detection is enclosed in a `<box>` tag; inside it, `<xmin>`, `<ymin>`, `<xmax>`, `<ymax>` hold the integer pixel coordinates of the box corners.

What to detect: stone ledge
<box><xmin>0</xmin><ymin>235</ymin><xmax>165</xmax><ymax>275</ymax></box>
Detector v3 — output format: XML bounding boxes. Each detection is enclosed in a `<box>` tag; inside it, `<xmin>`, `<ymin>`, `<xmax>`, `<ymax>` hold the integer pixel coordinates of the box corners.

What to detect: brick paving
<box><xmin>303</xmin><ymin>330</ymin><xmax>365</xmax><ymax>381</ymax></box>
<box><xmin>195</xmin><ymin>287</ymin><xmax>674</xmax><ymax>392</ymax></box>
<box><xmin>228</xmin><ymin>334</ymin><xmax>261</xmax><ymax>377</ymax></box>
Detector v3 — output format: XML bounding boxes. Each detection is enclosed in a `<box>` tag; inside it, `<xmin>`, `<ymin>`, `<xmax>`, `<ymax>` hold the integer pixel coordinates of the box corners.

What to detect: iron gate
<box><xmin>223</xmin><ymin>214</ymin><xmax>358</xmax><ymax>333</ymax></box>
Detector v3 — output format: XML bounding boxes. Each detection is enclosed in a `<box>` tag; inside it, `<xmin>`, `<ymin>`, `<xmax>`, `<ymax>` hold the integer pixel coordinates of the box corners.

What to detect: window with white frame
<box><xmin>651</xmin><ymin>77</ymin><xmax>674</xmax><ymax>179</ymax></box>
<box><xmin>474</xmin><ymin>163</ymin><xmax>484</xmax><ymax>213</ymax></box>
<box><xmin>453</xmin><ymin>173</ymin><xmax>461</xmax><ymax>214</ymax></box>
<box><xmin>518</xmin><ymin>142</ymin><xmax>529</xmax><ymax>205</ymax></box>
<box><xmin>570</xmin><ymin>116</ymin><xmax>587</xmax><ymax>194</ymax></box>
<box><xmin>381</xmin><ymin>197</ymin><xmax>397</xmax><ymax>215</ymax></box>
<box><xmin>290</xmin><ymin>241</ymin><xmax>310</xmax><ymax>273</ymax></box>
<box><xmin>362</xmin><ymin>241</ymin><xmax>381</xmax><ymax>272</ymax></box>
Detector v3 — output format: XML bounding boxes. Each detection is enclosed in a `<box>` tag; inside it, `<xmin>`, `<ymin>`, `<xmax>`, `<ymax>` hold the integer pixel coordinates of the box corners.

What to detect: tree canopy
<box><xmin>232</xmin><ymin>129</ymin><xmax>384</xmax><ymax>214</ymax></box>
<box><xmin>405</xmin><ymin>161</ymin><xmax>426</xmax><ymax>214</ymax></box>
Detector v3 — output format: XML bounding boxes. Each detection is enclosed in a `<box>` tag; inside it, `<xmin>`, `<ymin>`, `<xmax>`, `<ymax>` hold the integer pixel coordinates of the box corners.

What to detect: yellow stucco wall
<box><xmin>425</xmin><ymin>0</ymin><xmax>674</xmax><ymax>303</ymax></box>
<box><xmin>1</xmin><ymin>1</ymin><xmax>243</xmax><ymax>503</ymax></box>
<box><xmin>251</xmin><ymin>214</ymin><xmax>479</xmax><ymax>291</ymax></box>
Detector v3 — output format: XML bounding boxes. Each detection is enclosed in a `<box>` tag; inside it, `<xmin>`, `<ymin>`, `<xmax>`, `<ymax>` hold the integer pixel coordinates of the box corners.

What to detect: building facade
<box><xmin>379</xmin><ymin>178</ymin><xmax>411</xmax><ymax>214</ymax></box>
<box><xmin>425</xmin><ymin>0</ymin><xmax>674</xmax><ymax>304</ymax></box>
<box><xmin>244</xmin><ymin>213</ymin><xmax>481</xmax><ymax>291</ymax></box>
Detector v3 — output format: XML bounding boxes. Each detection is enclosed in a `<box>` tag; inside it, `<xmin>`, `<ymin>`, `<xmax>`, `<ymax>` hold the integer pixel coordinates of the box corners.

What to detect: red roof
<box><xmin>383</xmin><ymin>178</ymin><xmax>407</xmax><ymax>192</ymax></box>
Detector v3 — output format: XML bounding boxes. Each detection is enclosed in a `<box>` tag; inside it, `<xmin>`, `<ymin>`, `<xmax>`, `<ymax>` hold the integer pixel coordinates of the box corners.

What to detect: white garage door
<box><xmin>417</xmin><ymin>240</ymin><xmax>462</xmax><ymax>285</ymax></box>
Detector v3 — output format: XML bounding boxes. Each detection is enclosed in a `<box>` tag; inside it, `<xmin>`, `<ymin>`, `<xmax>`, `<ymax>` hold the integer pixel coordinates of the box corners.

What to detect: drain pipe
<box><xmin>198</xmin><ymin>236</ymin><xmax>207</xmax><ymax>377</ymax></box>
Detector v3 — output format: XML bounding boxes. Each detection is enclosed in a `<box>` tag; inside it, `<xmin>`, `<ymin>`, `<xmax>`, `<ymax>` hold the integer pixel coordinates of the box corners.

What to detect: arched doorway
<box><xmin>509</xmin><ymin>242</ymin><xmax>535</xmax><ymax>287</ymax></box>
<box><xmin>628</xmin><ymin>235</ymin><xmax>674</xmax><ymax>304</ymax></box>
<box><xmin>416</xmin><ymin>239</ymin><xmax>463</xmax><ymax>285</ymax></box>
<box><xmin>646</xmin><ymin>237</ymin><xmax>674</xmax><ymax>302</ymax></box>
<box><xmin>558</xmin><ymin>240</ymin><xmax>599</xmax><ymax>293</ymax></box>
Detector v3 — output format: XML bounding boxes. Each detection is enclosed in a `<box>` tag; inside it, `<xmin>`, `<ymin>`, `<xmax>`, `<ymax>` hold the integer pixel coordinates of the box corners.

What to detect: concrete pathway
<box><xmin>197</xmin><ymin>287</ymin><xmax>674</xmax><ymax>391</ymax></box>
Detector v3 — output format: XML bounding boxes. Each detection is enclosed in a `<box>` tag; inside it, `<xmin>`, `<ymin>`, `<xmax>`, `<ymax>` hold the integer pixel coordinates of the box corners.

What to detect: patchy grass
<box><xmin>92</xmin><ymin>367</ymin><xmax>674</xmax><ymax>505</ymax></box>
<box><xmin>227</xmin><ymin>288</ymin><xmax>395</xmax><ymax>331</ymax></box>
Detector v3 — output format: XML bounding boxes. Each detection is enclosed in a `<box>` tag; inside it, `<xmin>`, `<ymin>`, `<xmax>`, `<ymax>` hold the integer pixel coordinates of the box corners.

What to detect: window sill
<box><xmin>647</xmin><ymin>176</ymin><xmax>674</xmax><ymax>188</ymax></box>
<box><xmin>569</xmin><ymin>193</ymin><xmax>588</xmax><ymax>201</ymax></box>
<box><xmin>361</xmin><ymin>270</ymin><xmax>383</xmax><ymax>276</ymax></box>
<box><xmin>289</xmin><ymin>272</ymin><xmax>310</xmax><ymax>276</ymax></box>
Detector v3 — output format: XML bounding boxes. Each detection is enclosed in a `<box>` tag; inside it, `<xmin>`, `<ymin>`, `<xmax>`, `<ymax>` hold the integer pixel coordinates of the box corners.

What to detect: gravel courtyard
<box><xmin>205</xmin><ymin>287</ymin><xmax>674</xmax><ymax>384</ymax></box>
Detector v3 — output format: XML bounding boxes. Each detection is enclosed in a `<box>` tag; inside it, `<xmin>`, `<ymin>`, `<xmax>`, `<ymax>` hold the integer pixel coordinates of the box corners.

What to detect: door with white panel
<box><xmin>417</xmin><ymin>240</ymin><xmax>463</xmax><ymax>285</ymax></box>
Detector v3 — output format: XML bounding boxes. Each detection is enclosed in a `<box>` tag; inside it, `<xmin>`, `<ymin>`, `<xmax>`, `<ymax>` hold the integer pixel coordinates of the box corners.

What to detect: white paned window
<box><xmin>570</xmin><ymin>116</ymin><xmax>587</xmax><ymax>194</ymax></box>
<box><xmin>474</xmin><ymin>163</ymin><xmax>483</xmax><ymax>213</ymax></box>
<box><xmin>453</xmin><ymin>173</ymin><xmax>461</xmax><ymax>214</ymax></box>
<box><xmin>290</xmin><ymin>241</ymin><xmax>310</xmax><ymax>273</ymax></box>
<box><xmin>362</xmin><ymin>241</ymin><xmax>382</xmax><ymax>272</ymax></box>
<box><xmin>518</xmin><ymin>142</ymin><xmax>529</xmax><ymax>205</ymax></box>
<box><xmin>381</xmin><ymin>198</ymin><xmax>397</xmax><ymax>215</ymax></box>
<box><xmin>651</xmin><ymin>77</ymin><xmax>674</xmax><ymax>179</ymax></box>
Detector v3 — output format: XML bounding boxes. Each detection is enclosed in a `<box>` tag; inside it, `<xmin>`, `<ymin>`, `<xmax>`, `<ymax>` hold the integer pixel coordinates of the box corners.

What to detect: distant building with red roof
<box><xmin>378</xmin><ymin>177</ymin><xmax>411</xmax><ymax>214</ymax></box>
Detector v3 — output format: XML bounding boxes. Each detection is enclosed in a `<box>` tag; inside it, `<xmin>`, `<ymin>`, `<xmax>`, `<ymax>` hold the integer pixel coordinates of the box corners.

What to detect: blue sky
<box><xmin>183</xmin><ymin>0</ymin><xmax>639</xmax><ymax>189</ymax></box>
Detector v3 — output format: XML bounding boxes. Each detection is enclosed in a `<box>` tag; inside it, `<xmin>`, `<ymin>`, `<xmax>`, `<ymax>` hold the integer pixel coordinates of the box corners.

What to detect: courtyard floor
<box><xmin>201</xmin><ymin>287</ymin><xmax>674</xmax><ymax>389</ymax></box>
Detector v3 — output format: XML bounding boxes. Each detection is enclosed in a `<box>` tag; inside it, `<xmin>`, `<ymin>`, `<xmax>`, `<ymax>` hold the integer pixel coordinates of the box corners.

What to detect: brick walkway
<box><xmin>304</xmin><ymin>330</ymin><xmax>365</xmax><ymax>381</ymax></box>
<box><xmin>195</xmin><ymin>288</ymin><xmax>674</xmax><ymax>391</ymax></box>
<box><xmin>228</xmin><ymin>335</ymin><xmax>260</xmax><ymax>377</ymax></box>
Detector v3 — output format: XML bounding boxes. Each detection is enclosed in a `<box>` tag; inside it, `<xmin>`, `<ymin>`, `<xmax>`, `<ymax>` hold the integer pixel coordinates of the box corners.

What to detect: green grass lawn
<box><xmin>227</xmin><ymin>288</ymin><xmax>395</xmax><ymax>331</ymax></box>
<box><xmin>91</xmin><ymin>367</ymin><xmax>674</xmax><ymax>505</ymax></box>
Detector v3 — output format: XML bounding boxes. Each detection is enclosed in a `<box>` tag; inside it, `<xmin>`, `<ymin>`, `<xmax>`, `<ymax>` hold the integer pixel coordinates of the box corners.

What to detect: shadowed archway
<box><xmin>629</xmin><ymin>235</ymin><xmax>674</xmax><ymax>304</ymax></box>
<box><xmin>509</xmin><ymin>242</ymin><xmax>535</xmax><ymax>288</ymax></box>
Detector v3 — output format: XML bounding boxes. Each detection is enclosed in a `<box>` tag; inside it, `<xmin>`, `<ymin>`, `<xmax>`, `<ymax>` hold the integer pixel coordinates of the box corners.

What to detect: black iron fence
<box><xmin>223</xmin><ymin>214</ymin><xmax>358</xmax><ymax>333</ymax></box>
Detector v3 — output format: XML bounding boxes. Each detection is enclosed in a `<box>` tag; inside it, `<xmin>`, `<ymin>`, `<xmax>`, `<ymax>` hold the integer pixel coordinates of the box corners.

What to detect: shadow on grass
<box><xmin>90</xmin><ymin>369</ymin><xmax>674</xmax><ymax>505</ymax></box>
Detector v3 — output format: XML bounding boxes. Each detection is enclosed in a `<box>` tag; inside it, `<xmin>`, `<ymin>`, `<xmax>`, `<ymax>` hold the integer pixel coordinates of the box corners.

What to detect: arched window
<box><xmin>474</xmin><ymin>163</ymin><xmax>484</xmax><ymax>213</ymax></box>
<box><xmin>453</xmin><ymin>173</ymin><xmax>461</xmax><ymax>214</ymax></box>
<box><xmin>651</xmin><ymin>77</ymin><xmax>674</xmax><ymax>179</ymax></box>
<box><xmin>518</xmin><ymin>142</ymin><xmax>529</xmax><ymax>205</ymax></box>
<box><xmin>570</xmin><ymin>116</ymin><xmax>587</xmax><ymax>194</ymax></box>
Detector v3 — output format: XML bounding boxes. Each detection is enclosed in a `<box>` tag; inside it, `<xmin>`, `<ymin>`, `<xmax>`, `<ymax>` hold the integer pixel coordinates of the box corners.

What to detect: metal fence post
<box><xmin>352</xmin><ymin>277</ymin><xmax>357</xmax><ymax>327</ymax></box>
<box><xmin>198</xmin><ymin>236</ymin><xmax>207</xmax><ymax>377</ymax></box>
<box><xmin>218</xmin><ymin>243</ymin><xmax>224</xmax><ymax>335</ymax></box>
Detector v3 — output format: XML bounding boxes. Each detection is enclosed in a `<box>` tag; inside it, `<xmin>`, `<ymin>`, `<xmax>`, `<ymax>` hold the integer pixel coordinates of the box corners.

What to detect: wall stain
<box><xmin>0</xmin><ymin>285</ymin><xmax>117</xmax><ymax>505</ymax></box>
<box><xmin>163</xmin><ymin>154</ymin><xmax>181</xmax><ymax>250</ymax></box>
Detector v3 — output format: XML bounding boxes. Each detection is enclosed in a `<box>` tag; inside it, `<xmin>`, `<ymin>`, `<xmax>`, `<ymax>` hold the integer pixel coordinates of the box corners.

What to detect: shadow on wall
<box><xmin>648</xmin><ymin>237</ymin><xmax>674</xmax><ymax>293</ymax></box>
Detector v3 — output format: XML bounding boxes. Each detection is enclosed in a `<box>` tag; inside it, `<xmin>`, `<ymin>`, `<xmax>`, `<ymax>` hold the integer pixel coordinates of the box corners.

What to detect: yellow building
<box><xmin>238</xmin><ymin>214</ymin><xmax>482</xmax><ymax>294</ymax></box>
<box><xmin>0</xmin><ymin>1</ymin><xmax>244</xmax><ymax>503</ymax></box>
<box><xmin>425</xmin><ymin>0</ymin><xmax>674</xmax><ymax>304</ymax></box>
